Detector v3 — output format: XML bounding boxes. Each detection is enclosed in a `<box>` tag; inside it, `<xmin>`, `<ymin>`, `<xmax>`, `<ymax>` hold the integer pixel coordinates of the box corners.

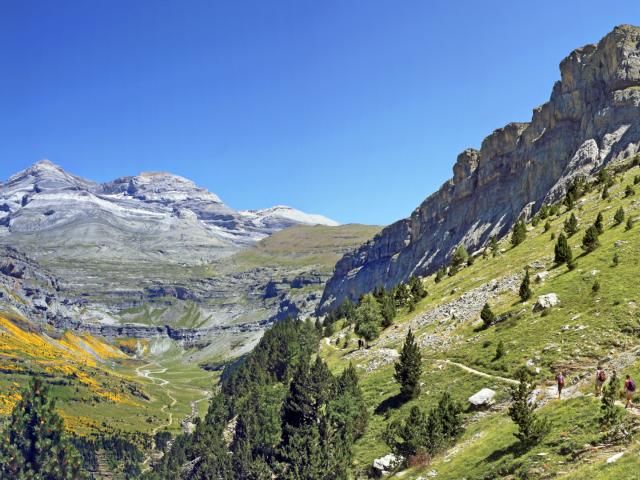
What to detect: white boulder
<box><xmin>372</xmin><ymin>453</ymin><xmax>403</xmax><ymax>476</ymax></box>
<box><xmin>468</xmin><ymin>388</ymin><xmax>496</xmax><ymax>407</ymax></box>
<box><xmin>533</xmin><ymin>293</ymin><xmax>559</xmax><ymax>312</ymax></box>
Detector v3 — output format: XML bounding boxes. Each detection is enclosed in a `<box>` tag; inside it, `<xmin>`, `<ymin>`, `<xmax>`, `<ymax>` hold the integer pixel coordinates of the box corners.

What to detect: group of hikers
<box><xmin>555</xmin><ymin>365</ymin><xmax>636</xmax><ymax>408</ymax></box>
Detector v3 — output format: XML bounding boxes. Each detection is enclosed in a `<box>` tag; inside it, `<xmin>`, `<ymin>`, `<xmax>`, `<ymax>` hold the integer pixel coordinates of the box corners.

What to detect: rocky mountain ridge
<box><xmin>320</xmin><ymin>24</ymin><xmax>640</xmax><ymax>311</ymax></box>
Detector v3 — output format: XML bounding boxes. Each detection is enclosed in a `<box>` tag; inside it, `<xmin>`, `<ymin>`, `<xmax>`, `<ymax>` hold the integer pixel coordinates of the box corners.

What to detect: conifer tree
<box><xmin>490</xmin><ymin>235</ymin><xmax>499</xmax><ymax>257</ymax></box>
<box><xmin>564</xmin><ymin>213</ymin><xmax>579</xmax><ymax>236</ymax></box>
<box><xmin>354</xmin><ymin>294</ymin><xmax>383</xmax><ymax>341</ymax></box>
<box><xmin>494</xmin><ymin>340</ymin><xmax>505</xmax><ymax>360</ymax></box>
<box><xmin>602</xmin><ymin>185</ymin><xmax>610</xmax><ymax>200</ymax></box>
<box><xmin>613</xmin><ymin>252</ymin><xmax>620</xmax><ymax>267</ymax></box>
<box><xmin>508</xmin><ymin>368</ymin><xmax>550</xmax><ymax>446</ymax></box>
<box><xmin>600</xmin><ymin>371</ymin><xmax>623</xmax><ymax>429</ymax></box>
<box><xmin>511</xmin><ymin>220</ymin><xmax>527</xmax><ymax>247</ymax></box>
<box><xmin>554</xmin><ymin>232</ymin><xmax>572</xmax><ymax>265</ymax></box>
<box><xmin>480</xmin><ymin>303</ymin><xmax>495</xmax><ymax>329</ymax></box>
<box><xmin>379</xmin><ymin>290</ymin><xmax>397</xmax><ymax>328</ymax></box>
<box><xmin>582</xmin><ymin>225</ymin><xmax>600</xmax><ymax>253</ymax></box>
<box><xmin>594</xmin><ymin>212</ymin><xmax>604</xmax><ymax>235</ymax></box>
<box><xmin>519</xmin><ymin>269</ymin><xmax>532</xmax><ymax>302</ymax></box>
<box><xmin>394</xmin><ymin>329</ymin><xmax>422</xmax><ymax>400</ymax></box>
<box><xmin>449</xmin><ymin>245</ymin><xmax>469</xmax><ymax>274</ymax></box>
<box><xmin>614</xmin><ymin>207</ymin><xmax>625</xmax><ymax>225</ymax></box>
<box><xmin>0</xmin><ymin>377</ymin><xmax>85</xmax><ymax>479</ymax></box>
<box><xmin>543</xmin><ymin>221</ymin><xmax>551</xmax><ymax>233</ymax></box>
<box><xmin>434</xmin><ymin>267</ymin><xmax>447</xmax><ymax>283</ymax></box>
<box><xmin>626</xmin><ymin>216</ymin><xmax>634</xmax><ymax>231</ymax></box>
<box><xmin>408</xmin><ymin>276</ymin><xmax>428</xmax><ymax>300</ymax></box>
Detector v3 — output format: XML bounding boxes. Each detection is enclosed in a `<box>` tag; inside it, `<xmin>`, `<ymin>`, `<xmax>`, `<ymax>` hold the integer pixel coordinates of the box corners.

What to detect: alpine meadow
<box><xmin>2</xmin><ymin>6</ymin><xmax>640</xmax><ymax>480</ymax></box>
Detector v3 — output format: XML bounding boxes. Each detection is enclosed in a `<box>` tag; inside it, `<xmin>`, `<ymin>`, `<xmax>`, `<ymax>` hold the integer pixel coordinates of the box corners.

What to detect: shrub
<box><xmin>625</xmin><ymin>185</ymin><xmax>635</xmax><ymax>197</ymax></box>
<box><xmin>614</xmin><ymin>207</ymin><xmax>625</xmax><ymax>225</ymax></box>
<box><xmin>581</xmin><ymin>225</ymin><xmax>600</xmax><ymax>253</ymax></box>
<box><xmin>592</xmin><ymin>280</ymin><xmax>601</xmax><ymax>293</ymax></box>
<box><xmin>480</xmin><ymin>303</ymin><xmax>495</xmax><ymax>328</ymax></box>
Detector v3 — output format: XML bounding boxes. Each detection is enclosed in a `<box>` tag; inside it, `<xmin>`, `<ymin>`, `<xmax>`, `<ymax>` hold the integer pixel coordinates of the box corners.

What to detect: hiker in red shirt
<box><xmin>624</xmin><ymin>374</ymin><xmax>636</xmax><ymax>408</ymax></box>
<box><xmin>556</xmin><ymin>372</ymin><xmax>565</xmax><ymax>400</ymax></box>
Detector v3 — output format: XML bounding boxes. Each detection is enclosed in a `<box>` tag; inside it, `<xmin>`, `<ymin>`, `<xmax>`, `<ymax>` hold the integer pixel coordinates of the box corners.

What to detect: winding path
<box><xmin>135</xmin><ymin>362</ymin><xmax>176</xmax><ymax>435</ymax></box>
<box><xmin>438</xmin><ymin>359</ymin><xmax>519</xmax><ymax>385</ymax></box>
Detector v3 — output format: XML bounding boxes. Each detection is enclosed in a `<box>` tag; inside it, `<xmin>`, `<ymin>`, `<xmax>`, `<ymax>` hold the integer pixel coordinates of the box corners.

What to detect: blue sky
<box><xmin>1</xmin><ymin>1</ymin><xmax>638</xmax><ymax>225</ymax></box>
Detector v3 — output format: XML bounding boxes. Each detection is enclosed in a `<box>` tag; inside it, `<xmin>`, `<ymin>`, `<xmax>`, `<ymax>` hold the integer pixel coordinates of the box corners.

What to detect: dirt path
<box><xmin>135</xmin><ymin>362</ymin><xmax>176</xmax><ymax>435</ymax></box>
<box><xmin>438</xmin><ymin>359</ymin><xmax>520</xmax><ymax>385</ymax></box>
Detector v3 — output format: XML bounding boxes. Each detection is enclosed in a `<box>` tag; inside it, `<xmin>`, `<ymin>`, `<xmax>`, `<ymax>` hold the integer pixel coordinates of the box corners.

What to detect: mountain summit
<box><xmin>0</xmin><ymin>160</ymin><xmax>338</xmax><ymax>264</ymax></box>
<box><xmin>320</xmin><ymin>24</ymin><xmax>640</xmax><ymax>311</ymax></box>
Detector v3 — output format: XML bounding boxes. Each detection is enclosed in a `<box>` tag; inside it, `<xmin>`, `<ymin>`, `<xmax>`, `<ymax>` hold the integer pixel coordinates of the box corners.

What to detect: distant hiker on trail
<box><xmin>624</xmin><ymin>374</ymin><xmax>636</xmax><ymax>408</ymax></box>
<box><xmin>595</xmin><ymin>365</ymin><xmax>606</xmax><ymax>397</ymax></box>
<box><xmin>556</xmin><ymin>372</ymin><xmax>565</xmax><ymax>399</ymax></box>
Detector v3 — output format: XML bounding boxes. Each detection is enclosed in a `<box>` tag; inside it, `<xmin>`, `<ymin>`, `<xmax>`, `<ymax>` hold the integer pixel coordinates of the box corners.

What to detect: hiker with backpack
<box><xmin>624</xmin><ymin>374</ymin><xmax>636</xmax><ymax>408</ymax></box>
<box><xmin>556</xmin><ymin>371</ymin><xmax>565</xmax><ymax>399</ymax></box>
<box><xmin>595</xmin><ymin>365</ymin><xmax>606</xmax><ymax>397</ymax></box>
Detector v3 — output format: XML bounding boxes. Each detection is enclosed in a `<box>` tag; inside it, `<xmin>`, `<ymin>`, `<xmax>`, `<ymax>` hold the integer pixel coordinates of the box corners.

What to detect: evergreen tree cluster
<box><xmin>383</xmin><ymin>393</ymin><xmax>463</xmax><ymax>465</ymax></box>
<box><xmin>325</xmin><ymin>276</ymin><xmax>428</xmax><ymax>341</ymax></box>
<box><xmin>0</xmin><ymin>377</ymin><xmax>85</xmax><ymax>479</ymax></box>
<box><xmin>148</xmin><ymin>317</ymin><xmax>368</xmax><ymax>480</ymax></box>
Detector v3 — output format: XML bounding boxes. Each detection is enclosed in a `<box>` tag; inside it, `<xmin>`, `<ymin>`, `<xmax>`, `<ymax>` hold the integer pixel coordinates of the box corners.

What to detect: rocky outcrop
<box><xmin>320</xmin><ymin>25</ymin><xmax>640</xmax><ymax>311</ymax></box>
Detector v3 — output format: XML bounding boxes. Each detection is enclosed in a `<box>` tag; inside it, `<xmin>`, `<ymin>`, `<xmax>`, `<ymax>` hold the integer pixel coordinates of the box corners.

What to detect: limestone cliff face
<box><xmin>320</xmin><ymin>25</ymin><xmax>640</xmax><ymax>311</ymax></box>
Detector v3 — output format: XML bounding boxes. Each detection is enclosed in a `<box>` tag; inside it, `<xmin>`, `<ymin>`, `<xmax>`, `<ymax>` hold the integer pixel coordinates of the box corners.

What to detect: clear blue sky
<box><xmin>1</xmin><ymin>1</ymin><xmax>638</xmax><ymax>225</ymax></box>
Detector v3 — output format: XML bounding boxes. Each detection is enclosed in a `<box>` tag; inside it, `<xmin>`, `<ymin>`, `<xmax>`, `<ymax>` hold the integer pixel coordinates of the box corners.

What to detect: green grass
<box><xmin>320</xmin><ymin>162</ymin><xmax>640</xmax><ymax>478</ymax></box>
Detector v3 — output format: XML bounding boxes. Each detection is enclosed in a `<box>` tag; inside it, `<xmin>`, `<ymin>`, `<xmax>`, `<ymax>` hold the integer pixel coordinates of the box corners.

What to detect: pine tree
<box><xmin>408</xmin><ymin>276</ymin><xmax>428</xmax><ymax>300</ymax></box>
<box><xmin>519</xmin><ymin>269</ymin><xmax>532</xmax><ymax>302</ymax></box>
<box><xmin>379</xmin><ymin>290</ymin><xmax>397</xmax><ymax>328</ymax></box>
<box><xmin>626</xmin><ymin>216</ymin><xmax>634</xmax><ymax>231</ymax></box>
<box><xmin>543</xmin><ymin>221</ymin><xmax>551</xmax><ymax>233</ymax></box>
<box><xmin>613</xmin><ymin>252</ymin><xmax>620</xmax><ymax>267</ymax></box>
<box><xmin>394</xmin><ymin>329</ymin><xmax>423</xmax><ymax>400</ymax></box>
<box><xmin>480</xmin><ymin>303</ymin><xmax>495</xmax><ymax>329</ymax></box>
<box><xmin>564</xmin><ymin>213</ymin><xmax>579</xmax><ymax>236</ymax></box>
<box><xmin>592</xmin><ymin>280</ymin><xmax>601</xmax><ymax>293</ymax></box>
<box><xmin>508</xmin><ymin>368</ymin><xmax>550</xmax><ymax>446</ymax></box>
<box><xmin>434</xmin><ymin>267</ymin><xmax>447</xmax><ymax>283</ymax></box>
<box><xmin>511</xmin><ymin>220</ymin><xmax>527</xmax><ymax>247</ymax></box>
<box><xmin>582</xmin><ymin>225</ymin><xmax>600</xmax><ymax>253</ymax></box>
<box><xmin>494</xmin><ymin>340</ymin><xmax>505</xmax><ymax>361</ymax></box>
<box><xmin>554</xmin><ymin>233</ymin><xmax>572</xmax><ymax>265</ymax></box>
<box><xmin>449</xmin><ymin>245</ymin><xmax>469</xmax><ymax>274</ymax></box>
<box><xmin>602</xmin><ymin>185</ymin><xmax>610</xmax><ymax>200</ymax></box>
<box><xmin>600</xmin><ymin>371</ymin><xmax>623</xmax><ymax>429</ymax></box>
<box><xmin>354</xmin><ymin>294</ymin><xmax>383</xmax><ymax>341</ymax></box>
<box><xmin>490</xmin><ymin>235</ymin><xmax>500</xmax><ymax>257</ymax></box>
<box><xmin>594</xmin><ymin>212</ymin><xmax>604</xmax><ymax>235</ymax></box>
<box><xmin>0</xmin><ymin>377</ymin><xmax>85</xmax><ymax>479</ymax></box>
<box><xmin>614</xmin><ymin>207</ymin><xmax>625</xmax><ymax>225</ymax></box>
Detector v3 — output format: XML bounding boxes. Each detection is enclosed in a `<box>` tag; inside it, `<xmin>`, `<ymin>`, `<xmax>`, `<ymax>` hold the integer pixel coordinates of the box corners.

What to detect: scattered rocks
<box><xmin>533</xmin><ymin>293</ymin><xmax>559</xmax><ymax>312</ymax></box>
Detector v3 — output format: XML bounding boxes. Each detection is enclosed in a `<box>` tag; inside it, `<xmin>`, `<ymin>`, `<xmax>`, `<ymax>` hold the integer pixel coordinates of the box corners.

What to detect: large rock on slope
<box><xmin>319</xmin><ymin>25</ymin><xmax>640</xmax><ymax>311</ymax></box>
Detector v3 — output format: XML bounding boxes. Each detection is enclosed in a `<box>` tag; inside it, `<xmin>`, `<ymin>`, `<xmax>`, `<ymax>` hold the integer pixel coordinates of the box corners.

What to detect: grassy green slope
<box><xmin>321</xmin><ymin>160</ymin><xmax>640</xmax><ymax>478</ymax></box>
<box><xmin>231</xmin><ymin>223</ymin><xmax>382</xmax><ymax>270</ymax></box>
